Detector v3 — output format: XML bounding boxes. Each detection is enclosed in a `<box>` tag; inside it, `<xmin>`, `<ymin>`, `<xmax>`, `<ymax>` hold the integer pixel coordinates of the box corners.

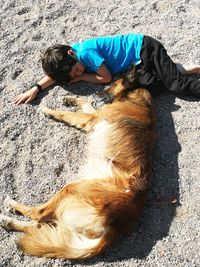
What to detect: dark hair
<box><xmin>41</xmin><ymin>45</ymin><xmax>77</xmax><ymax>82</ymax></box>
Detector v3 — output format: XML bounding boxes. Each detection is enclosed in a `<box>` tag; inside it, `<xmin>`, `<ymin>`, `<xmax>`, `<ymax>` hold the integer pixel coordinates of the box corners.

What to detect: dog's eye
<box><xmin>113</xmin><ymin>83</ymin><xmax>117</xmax><ymax>87</ymax></box>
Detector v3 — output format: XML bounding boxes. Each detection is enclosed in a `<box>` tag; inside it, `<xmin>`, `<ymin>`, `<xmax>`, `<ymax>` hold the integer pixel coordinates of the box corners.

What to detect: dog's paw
<box><xmin>62</xmin><ymin>96</ymin><xmax>79</xmax><ymax>106</ymax></box>
<box><xmin>3</xmin><ymin>195</ymin><xmax>16</xmax><ymax>214</ymax></box>
<box><xmin>40</xmin><ymin>106</ymin><xmax>53</xmax><ymax>117</ymax></box>
<box><xmin>0</xmin><ymin>214</ymin><xmax>11</xmax><ymax>228</ymax></box>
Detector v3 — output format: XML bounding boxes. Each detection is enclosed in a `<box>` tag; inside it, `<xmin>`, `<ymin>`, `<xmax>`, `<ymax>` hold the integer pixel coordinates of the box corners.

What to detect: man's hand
<box><xmin>70</xmin><ymin>76</ymin><xmax>82</xmax><ymax>83</ymax></box>
<box><xmin>13</xmin><ymin>87</ymin><xmax>39</xmax><ymax>105</ymax></box>
<box><xmin>70</xmin><ymin>64</ymin><xmax>112</xmax><ymax>84</ymax></box>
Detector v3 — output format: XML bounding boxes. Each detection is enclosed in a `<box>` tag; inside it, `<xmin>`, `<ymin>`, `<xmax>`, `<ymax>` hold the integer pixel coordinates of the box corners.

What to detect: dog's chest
<box><xmin>79</xmin><ymin>120</ymin><xmax>114</xmax><ymax>180</ymax></box>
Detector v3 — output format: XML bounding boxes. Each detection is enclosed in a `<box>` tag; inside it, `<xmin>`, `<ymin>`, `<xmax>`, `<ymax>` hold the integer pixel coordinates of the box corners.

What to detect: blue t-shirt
<box><xmin>71</xmin><ymin>34</ymin><xmax>144</xmax><ymax>75</ymax></box>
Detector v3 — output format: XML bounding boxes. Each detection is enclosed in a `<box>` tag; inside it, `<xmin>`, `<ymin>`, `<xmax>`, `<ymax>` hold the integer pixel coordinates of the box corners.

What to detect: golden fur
<box><xmin>0</xmin><ymin>65</ymin><xmax>156</xmax><ymax>259</ymax></box>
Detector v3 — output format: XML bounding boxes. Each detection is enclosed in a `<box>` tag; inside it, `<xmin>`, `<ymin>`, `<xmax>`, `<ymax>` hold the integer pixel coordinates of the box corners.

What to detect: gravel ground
<box><xmin>0</xmin><ymin>0</ymin><xmax>200</xmax><ymax>266</ymax></box>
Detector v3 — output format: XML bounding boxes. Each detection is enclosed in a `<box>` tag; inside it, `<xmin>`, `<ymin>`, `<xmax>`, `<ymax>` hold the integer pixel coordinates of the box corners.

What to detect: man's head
<box><xmin>41</xmin><ymin>45</ymin><xmax>85</xmax><ymax>83</ymax></box>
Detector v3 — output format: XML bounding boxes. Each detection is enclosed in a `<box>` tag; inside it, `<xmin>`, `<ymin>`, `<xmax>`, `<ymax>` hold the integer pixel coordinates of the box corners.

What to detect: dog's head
<box><xmin>102</xmin><ymin>64</ymin><xmax>137</xmax><ymax>98</ymax></box>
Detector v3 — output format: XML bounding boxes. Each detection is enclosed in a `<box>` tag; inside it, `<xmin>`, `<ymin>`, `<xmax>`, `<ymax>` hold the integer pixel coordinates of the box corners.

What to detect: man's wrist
<box><xmin>33</xmin><ymin>83</ymin><xmax>43</xmax><ymax>92</ymax></box>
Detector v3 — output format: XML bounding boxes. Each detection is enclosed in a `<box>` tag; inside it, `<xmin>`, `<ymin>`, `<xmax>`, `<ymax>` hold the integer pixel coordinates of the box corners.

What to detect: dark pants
<box><xmin>136</xmin><ymin>36</ymin><xmax>200</xmax><ymax>97</ymax></box>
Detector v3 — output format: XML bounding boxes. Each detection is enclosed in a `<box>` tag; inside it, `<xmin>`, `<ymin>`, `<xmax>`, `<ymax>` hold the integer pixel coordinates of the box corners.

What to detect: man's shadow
<box><xmin>65</xmin><ymin>92</ymin><xmax>182</xmax><ymax>265</ymax></box>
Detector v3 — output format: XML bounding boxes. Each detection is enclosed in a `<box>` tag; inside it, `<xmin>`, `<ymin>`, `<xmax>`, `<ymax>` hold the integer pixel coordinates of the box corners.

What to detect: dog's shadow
<box><xmin>66</xmin><ymin>93</ymin><xmax>182</xmax><ymax>265</ymax></box>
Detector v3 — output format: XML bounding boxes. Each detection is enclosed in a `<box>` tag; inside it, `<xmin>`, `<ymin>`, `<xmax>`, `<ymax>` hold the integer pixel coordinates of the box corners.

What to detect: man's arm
<box><xmin>13</xmin><ymin>75</ymin><xmax>55</xmax><ymax>105</ymax></box>
<box><xmin>71</xmin><ymin>63</ymin><xmax>112</xmax><ymax>84</ymax></box>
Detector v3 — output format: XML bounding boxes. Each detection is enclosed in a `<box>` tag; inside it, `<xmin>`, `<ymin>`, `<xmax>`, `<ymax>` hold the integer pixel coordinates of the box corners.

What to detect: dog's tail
<box><xmin>16</xmin><ymin>223</ymin><xmax>108</xmax><ymax>259</ymax></box>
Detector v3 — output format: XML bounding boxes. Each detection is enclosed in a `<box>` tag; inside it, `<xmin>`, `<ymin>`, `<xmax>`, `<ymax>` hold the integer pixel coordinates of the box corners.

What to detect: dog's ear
<box><xmin>126</xmin><ymin>63</ymin><xmax>136</xmax><ymax>83</ymax></box>
<box><xmin>123</xmin><ymin>63</ymin><xmax>137</xmax><ymax>87</ymax></box>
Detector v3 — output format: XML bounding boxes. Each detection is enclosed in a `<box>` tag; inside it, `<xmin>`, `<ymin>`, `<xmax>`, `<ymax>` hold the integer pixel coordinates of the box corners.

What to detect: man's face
<box><xmin>69</xmin><ymin>62</ymin><xmax>85</xmax><ymax>79</ymax></box>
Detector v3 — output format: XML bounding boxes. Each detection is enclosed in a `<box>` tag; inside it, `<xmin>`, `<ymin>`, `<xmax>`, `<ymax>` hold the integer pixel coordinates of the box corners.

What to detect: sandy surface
<box><xmin>0</xmin><ymin>0</ymin><xmax>200</xmax><ymax>266</ymax></box>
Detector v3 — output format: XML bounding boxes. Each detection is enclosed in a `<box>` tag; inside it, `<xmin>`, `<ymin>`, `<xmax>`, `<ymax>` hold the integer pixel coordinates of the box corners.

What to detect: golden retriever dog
<box><xmin>0</xmin><ymin>65</ymin><xmax>156</xmax><ymax>259</ymax></box>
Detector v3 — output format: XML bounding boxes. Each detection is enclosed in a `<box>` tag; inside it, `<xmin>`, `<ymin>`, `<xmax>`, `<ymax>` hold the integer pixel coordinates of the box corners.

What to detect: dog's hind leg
<box><xmin>42</xmin><ymin>107</ymin><xmax>96</xmax><ymax>131</ymax></box>
<box><xmin>4</xmin><ymin>195</ymin><xmax>31</xmax><ymax>215</ymax></box>
<box><xmin>3</xmin><ymin>195</ymin><xmax>55</xmax><ymax>221</ymax></box>
<box><xmin>3</xmin><ymin>184</ymin><xmax>76</xmax><ymax>222</ymax></box>
<box><xmin>0</xmin><ymin>214</ymin><xmax>38</xmax><ymax>232</ymax></box>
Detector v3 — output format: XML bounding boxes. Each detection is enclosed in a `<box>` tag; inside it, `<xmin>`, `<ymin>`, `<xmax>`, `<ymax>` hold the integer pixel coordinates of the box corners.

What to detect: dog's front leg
<box><xmin>62</xmin><ymin>96</ymin><xmax>95</xmax><ymax>114</ymax></box>
<box><xmin>42</xmin><ymin>107</ymin><xmax>96</xmax><ymax>131</ymax></box>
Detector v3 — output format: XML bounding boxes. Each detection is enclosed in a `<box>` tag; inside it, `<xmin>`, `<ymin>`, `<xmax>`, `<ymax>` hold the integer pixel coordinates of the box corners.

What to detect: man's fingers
<box><xmin>25</xmin><ymin>96</ymin><xmax>33</xmax><ymax>104</ymax></box>
<box><xmin>14</xmin><ymin>96</ymin><xmax>27</xmax><ymax>105</ymax></box>
<box><xmin>13</xmin><ymin>88</ymin><xmax>38</xmax><ymax>105</ymax></box>
<box><xmin>13</xmin><ymin>98</ymin><xmax>21</xmax><ymax>105</ymax></box>
<box><xmin>13</xmin><ymin>95</ymin><xmax>22</xmax><ymax>103</ymax></box>
<box><xmin>13</xmin><ymin>95</ymin><xmax>26</xmax><ymax>104</ymax></box>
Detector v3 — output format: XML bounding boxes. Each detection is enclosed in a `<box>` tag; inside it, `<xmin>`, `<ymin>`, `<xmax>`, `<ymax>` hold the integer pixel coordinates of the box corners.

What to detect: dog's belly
<box><xmin>79</xmin><ymin>120</ymin><xmax>113</xmax><ymax>180</ymax></box>
<box><xmin>59</xmin><ymin>198</ymin><xmax>104</xmax><ymax>233</ymax></box>
<box><xmin>57</xmin><ymin>196</ymin><xmax>105</xmax><ymax>249</ymax></box>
